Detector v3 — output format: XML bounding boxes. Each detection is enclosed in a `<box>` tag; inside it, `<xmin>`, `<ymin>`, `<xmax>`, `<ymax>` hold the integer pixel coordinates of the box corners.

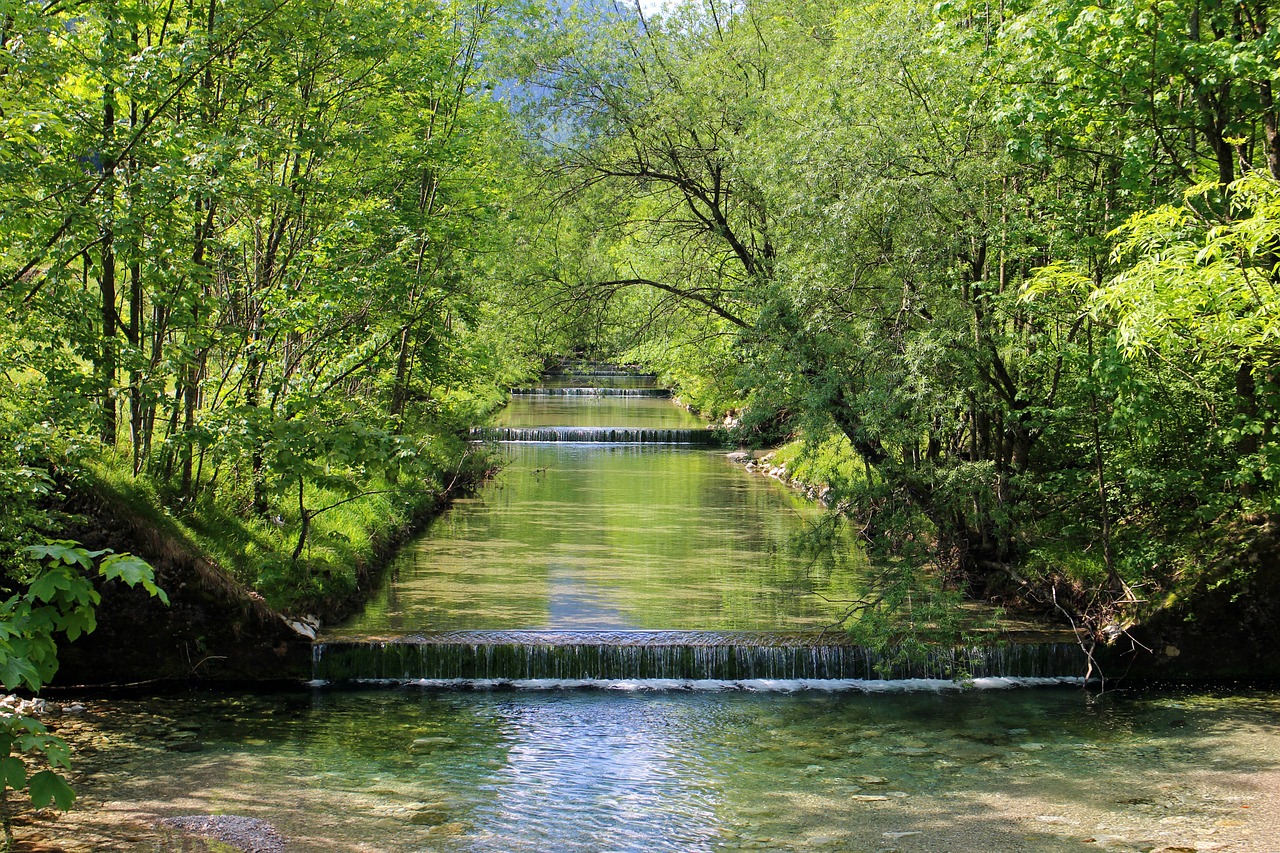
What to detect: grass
<box><xmin>79</xmin><ymin>433</ymin><xmax>490</xmax><ymax>617</ymax></box>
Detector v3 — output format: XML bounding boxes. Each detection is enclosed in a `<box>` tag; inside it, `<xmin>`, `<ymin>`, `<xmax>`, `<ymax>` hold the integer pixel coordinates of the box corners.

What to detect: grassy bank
<box><xmin>748</xmin><ymin>426</ymin><xmax>1280</xmax><ymax>679</ymax></box>
<box><xmin>78</xmin><ymin>433</ymin><xmax>495</xmax><ymax>622</ymax></box>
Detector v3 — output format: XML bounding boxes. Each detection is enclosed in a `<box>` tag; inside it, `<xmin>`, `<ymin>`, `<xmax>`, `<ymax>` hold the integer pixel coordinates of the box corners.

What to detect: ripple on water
<box><xmin>32</xmin><ymin>686</ymin><xmax>1280</xmax><ymax>853</ymax></box>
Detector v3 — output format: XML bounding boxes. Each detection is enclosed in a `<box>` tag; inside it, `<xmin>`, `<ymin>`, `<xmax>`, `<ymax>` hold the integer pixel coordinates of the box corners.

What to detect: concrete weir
<box><xmin>311</xmin><ymin>630</ymin><xmax>1089</xmax><ymax>685</ymax></box>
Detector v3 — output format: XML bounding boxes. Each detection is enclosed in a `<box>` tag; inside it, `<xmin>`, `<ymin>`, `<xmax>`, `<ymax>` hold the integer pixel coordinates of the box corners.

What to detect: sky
<box><xmin>636</xmin><ymin>0</ymin><xmax>672</xmax><ymax>15</ymax></box>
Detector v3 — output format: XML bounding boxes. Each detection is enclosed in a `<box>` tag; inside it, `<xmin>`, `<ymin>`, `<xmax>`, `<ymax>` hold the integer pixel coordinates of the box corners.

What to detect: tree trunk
<box><xmin>100</xmin><ymin>85</ymin><xmax>118</xmax><ymax>447</ymax></box>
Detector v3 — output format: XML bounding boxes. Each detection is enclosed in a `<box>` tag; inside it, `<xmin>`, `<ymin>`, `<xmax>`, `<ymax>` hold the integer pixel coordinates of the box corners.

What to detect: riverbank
<box><xmin>723</xmin><ymin>441</ymin><xmax>1280</xmax><ymax>683</ymax></box>
<box><xmin>48</xmin><ymin>443</ymin><xmax>494</xmax><ymax>687</ymax></box>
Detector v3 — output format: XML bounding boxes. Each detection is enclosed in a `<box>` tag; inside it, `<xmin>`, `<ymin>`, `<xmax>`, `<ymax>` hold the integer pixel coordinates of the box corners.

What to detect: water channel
<box><xmin>38</xmin><ymin>374</ymin><xmax>1280</xmax><ymax>851</ymax></box>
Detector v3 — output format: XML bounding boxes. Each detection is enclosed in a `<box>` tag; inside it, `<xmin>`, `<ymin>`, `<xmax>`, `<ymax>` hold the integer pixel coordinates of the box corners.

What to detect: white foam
<box><xmin>392</xmin><ymin>676</ymin><xmax>1087</xmax><ymax>693</ymax></box>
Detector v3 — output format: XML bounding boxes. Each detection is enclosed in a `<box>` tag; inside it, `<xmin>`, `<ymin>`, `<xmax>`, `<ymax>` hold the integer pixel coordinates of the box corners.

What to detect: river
<box><xmin>30</xmin><ymin>373</ymin><xmax>1280</xmax><ymax>851</ymax></box>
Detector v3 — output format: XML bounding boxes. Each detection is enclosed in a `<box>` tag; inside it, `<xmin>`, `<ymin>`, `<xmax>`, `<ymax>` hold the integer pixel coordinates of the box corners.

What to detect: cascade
<box><xmin>510</xmin><ymin>387</ymin><xmax>673</xmax><ymax>398</ymax></box>
<box><xmin>544</xmin><ymin>367</ymin><xmax>657</xmax><ymax>377</ymax></box>
<box><xmin>329</xmin><ymin>370</ymin><xmax>1087</xmax><ymax>691</ymax></box>
<box><xmin>471</xmin><ymin>426</ymin><xmax>720</xmax><ymax>444</ymax></box>
<box><xmin>312</xmin><ymin>630</ymin><xmax>1088</xmax><ymax>685</ymax></box>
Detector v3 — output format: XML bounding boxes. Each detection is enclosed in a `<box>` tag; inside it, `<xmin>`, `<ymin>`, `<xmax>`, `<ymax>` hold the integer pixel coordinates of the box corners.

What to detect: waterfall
<box><xmin>312</xmin><ymin>630</ymin><xmax>1089</xmax><ymax>686</ymax></box>
<box><xmin>470</xmin><ymin>426</ymin><xmax>721</xmax><ymax>445</ymax></box>
<box><xmin>510</xmin><ymin>387</ymin><xmax>673</xmax><ymax>398</ymax></box>
<box><xmin>544</xmin><ymin>369</ymin><xmax>658</xmax><ymax>378</ymax></box>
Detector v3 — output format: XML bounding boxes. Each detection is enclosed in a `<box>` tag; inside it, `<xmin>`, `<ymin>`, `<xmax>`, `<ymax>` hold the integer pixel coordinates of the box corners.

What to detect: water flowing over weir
<box><xmin>470</xmin><ymin>426</ymin><xmax>721</xmax><ymax>444</ymax></box>
<box><xmin>509</xmin><ymin>387</ymin><xmax>673</xmax><ymax>397</ymax></box>
<box><xmin>312</xmin><ymin>630</ymin><xmax>1087</xmax><ymax>685</ymax></box>
<box><xmin>324</xmin><ymin>371</ymin><xmax>1087</xmax><ymax>689</ymax></box>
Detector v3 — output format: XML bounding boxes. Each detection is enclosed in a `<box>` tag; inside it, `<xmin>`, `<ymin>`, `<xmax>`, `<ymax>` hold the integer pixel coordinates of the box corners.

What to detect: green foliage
<box><xmin>1097</xmin><ymin>173</ymin><xmax>1280</xmax><ymax>364</ymax></box>
<box><xmin>0</xmin><ymin>541</ymin><xmax>165</xmax><ymax>849</ymax></box>
<box><xmin>770</xmin><ymin>433</ymin><xmax>867</xmax><ymax>496</ymax></box>
<box><xmin>2</xmin><ymin>0</ymin><xmax>1278</xmax><ymax>664</ymax></box>
<box><xmin>498</xmin><ymin>0</ymin><xmax>1280</xmax><ymax>639</ymax></box>
<box><xmin>4</xmin><ymin>541</ymin><xmax>166</xmax><ymax>689</ymax></box>
<box><xmin>1</xmin><ymin>0</ymin><xmax>528</xmax><ymax>616</ymax></box>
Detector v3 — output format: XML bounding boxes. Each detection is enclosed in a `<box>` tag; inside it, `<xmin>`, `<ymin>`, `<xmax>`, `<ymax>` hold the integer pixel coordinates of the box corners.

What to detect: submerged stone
<box><xmin>409</xmin><ymin>810</ymin><xmax>451</xmax><ymax>826</ymax></box>
<box><xmin>166</xmin><ymin>740</ymin><xmax>205</xmax><ymax>753</ymax></box>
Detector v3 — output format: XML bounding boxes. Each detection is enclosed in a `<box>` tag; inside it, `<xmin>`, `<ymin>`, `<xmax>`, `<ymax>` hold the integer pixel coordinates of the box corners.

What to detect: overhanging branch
<box><xmin>592</xmin><ymin>277</ymin><xmax>751</xmax><ymax>329</ymax></box>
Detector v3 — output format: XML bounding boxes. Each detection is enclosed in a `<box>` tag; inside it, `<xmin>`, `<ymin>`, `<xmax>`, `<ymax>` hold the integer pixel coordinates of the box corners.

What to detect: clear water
<box><xmin>50</xmin><ymin>685</ymin><xmax>1280</xmax><ymax>852</ymax></box>
<box><xmin>46</xmin><ymin>376</ymin><xmax>1280</xmax><ymax>852</ymax></box>
<box><xmin>338</xmin><ymin>395</ymin><xmax>871</xmax><ymax>636</ymax></box>
<box><xmin>537</xmin><ymin>373</ymin><xmax>659</xmax><ymax>389</ymax></box>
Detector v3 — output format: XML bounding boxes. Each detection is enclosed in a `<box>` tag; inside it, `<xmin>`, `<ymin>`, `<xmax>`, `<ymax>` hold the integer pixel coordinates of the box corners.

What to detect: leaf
<box><xmin>99</xmin><ymin>554</ymin><xmax>169</xmax><ymax>605</ymax></box>
<box><xmin>0</xmin><ymin>756</ymin><xmax>26</xmax><ymax>791</ymax></box>
<box><xmin>27</xmin><ymin>568</ymin><xmax>75</xmax><ymax>604</ymax></box>
<box><xmin>27</xmin><ymin>770</ymin><xmax>75</xmax><ymax>810</ymax></box>
<box><xmin>0</xmin><ymin>655</ymin><xmax>41</xmax><ymax>692</ymax></box>
<box><xmin>22</xmin><ymin>542</ymin><xmax>94</xmax><ymax>571</ymax></box>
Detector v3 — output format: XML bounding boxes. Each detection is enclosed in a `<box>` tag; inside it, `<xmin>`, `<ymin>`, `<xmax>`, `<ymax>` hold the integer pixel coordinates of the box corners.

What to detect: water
<box><xmin>313</xmin><ymin>632</ymin><xmax>1087</xmax><ymax>683</ymax></box>
<box><xmin>333</xmin><ymin>374</ymin><xmax>1078</xmax><ymax>682</ymax></box>
<box><xmin>509</xmin><ymin>387</ymin><xmax>673</xmax><ymax>397</ymax></box>
<box><xmin>46</xmin><ymin>685</ymin><xmax>1280</xmax><ymax>852</ymax></box>
<box><xmin>538</xmin><ymin>373</ymin><xmax>659</xmax><ymax>389</ymax></box>
<box><xmin>38</xmin><ymin>373</ymin><xmax>1280</xmax><ymax>851</ymax></box>
<box><xmin>470</xmin><ymin>426</ymin><xmax>721</xmax><ymax>443</ymax></box>
<box><xmin>339</xmin><ymin>391</ymin><xmax>875</xmax><ymax>638</ymax></box>
<box><xmin>490</xmin><ymin>396</ymin><xmax>700</xmax><ymax>428</ymax></box>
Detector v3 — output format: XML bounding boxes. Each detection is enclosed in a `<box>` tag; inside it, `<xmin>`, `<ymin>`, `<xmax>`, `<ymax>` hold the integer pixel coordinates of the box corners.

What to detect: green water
<box><xmin>537</xmin><ymin>374</ymin><xmax>659</xmax><ymax>389</ymax></box>
<box><xmin>338</xmin><ymin>395</ymin><xmax>869</xmax><ymax>636</ymax></box>
<box><xmin>52</xmin><ymin>685</ymin><xmax>1280</xmax><ymax>852</ymax></box>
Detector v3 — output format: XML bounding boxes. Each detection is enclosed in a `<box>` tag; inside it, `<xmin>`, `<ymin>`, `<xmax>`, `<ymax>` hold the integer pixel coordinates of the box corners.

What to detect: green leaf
<box><xmin>0</xmin><ymin>756</ymin><xmax>26</xmax><ymax>790</ymax></box>
<box><xmin>22</xmin><ymin>542</ymin><xmax>94</xmax><ymax>571</ymax></box>
<box><xmin>27</xmin><ymin>568</ymin><xmax>76</xmax><ymax>604</ymax></box>
<box><xmin>0</xmin><ymin>655</ymin><xmax>41</xmax><ymax>692</ymax></box>
<box><xmin>28</xmin><ymin>769</ymin><xmax>75</xmax><ymax>810</ymax></box>
<box><xmin>98</xmin><ymin>554</ymin><xmax>169</xmax><ymax>605</ymax></box>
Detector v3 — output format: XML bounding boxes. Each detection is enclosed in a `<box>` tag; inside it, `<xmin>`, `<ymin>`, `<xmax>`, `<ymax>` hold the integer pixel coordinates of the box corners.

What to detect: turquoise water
<box><xmin>51</xmin><ymin>685</ymin><xmax>1280</xmax><ymax>852</ymax></box>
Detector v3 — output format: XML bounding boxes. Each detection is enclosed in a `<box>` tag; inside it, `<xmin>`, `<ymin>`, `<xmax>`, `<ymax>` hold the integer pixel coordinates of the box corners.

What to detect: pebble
<box><xmin>158</xmin><ymin>815</ymin><xmax>285</xmax><ymax>853</ymax></box>
<box><xmin>0</xmin><ymin>695</ymin><xmax>50</xmax><ymax>717</ymax></box>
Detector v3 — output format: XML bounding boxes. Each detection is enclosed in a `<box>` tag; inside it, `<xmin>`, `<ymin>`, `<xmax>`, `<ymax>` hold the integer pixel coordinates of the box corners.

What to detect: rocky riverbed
<box><xmin>7</xmin><ymin>688</ymin><xmax>1280</xmax><ymax>852</ymax></box>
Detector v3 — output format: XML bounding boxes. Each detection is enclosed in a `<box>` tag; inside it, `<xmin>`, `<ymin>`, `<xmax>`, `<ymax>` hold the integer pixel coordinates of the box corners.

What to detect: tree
<box><xmin>513</xmin><ymin>0</ymin><xmax>1072</xmax><ymax>582</ymax></box>
<box><xmin>2</xmin><ymin>0</ymin><xmax>528</xmax><ymax>610</ymax></box>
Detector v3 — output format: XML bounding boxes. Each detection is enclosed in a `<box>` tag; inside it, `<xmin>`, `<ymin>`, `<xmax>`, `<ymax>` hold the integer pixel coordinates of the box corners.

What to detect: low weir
<box><xmin>470</xmin><ymin>426</ymin><xmax>720</xmax><ymax>444</ymax></box>
<box><xmin>510</xmin><ymin>387</ymin><xmax>673</xmax><ymax>397</ymax></box>
<box><xmin>545</xmin><ymin>368</ymin><xmax>657</xmax><ymax>378</ymax></box>
<box><xmin>312</xmin><ymin>630</ymin><xmax>1089</xmax><ymax>685</ymax></box>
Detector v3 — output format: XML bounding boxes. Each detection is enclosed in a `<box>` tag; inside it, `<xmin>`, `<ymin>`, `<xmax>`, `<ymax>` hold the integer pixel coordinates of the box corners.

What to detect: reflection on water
<box><xmin>537</xmin><ymin>374</ymin><xmax>659</xmax><ymax>390</ymax></box>
<box><xmin>340</xmin><ymin>443</ymin><xmax>870</xmax><ymax>635</ymax></box>
<box><xmin>47</xmin><ymin>686</ymin><xmax>1280</xmax><ymax>852</ymax></box>
<box><xmin>55</xmin><ymin>378</ymin><xmax>1270</xmax><ymax>853</ymax></box>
